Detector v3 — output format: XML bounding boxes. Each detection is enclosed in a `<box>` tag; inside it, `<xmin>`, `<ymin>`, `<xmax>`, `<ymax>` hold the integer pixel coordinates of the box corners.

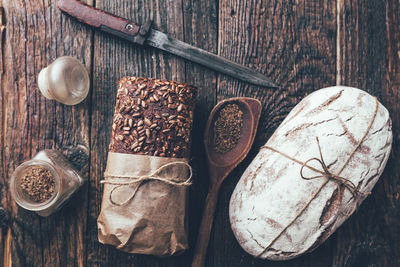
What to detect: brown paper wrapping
<box><xmin>97</xmin><ymin>152</ymin><xmax>189</xmax><ymax>256</ymax></box>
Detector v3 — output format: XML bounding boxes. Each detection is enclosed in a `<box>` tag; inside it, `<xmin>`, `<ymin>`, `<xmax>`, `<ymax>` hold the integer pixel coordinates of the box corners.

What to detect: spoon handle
<box><xmin>192</xmin><ymin>185</ymin><xmax>221</xmax><ymax>267</ymax></box>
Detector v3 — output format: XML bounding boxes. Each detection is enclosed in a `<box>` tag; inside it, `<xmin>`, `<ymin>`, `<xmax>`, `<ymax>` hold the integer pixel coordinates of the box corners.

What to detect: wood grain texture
<box><xmin>209</xmin><ymin>1</ymin><xmax>337</xmax><ymax>266</ymax></box>
<box><xmin>0</xmin><ymin>0</ymin><xmax>399</xmax><ymax>266</ymax></box>
<box><xmin>335</xmin><ymin>0</ymin><xmax>400</xmax><ymax>266</ymax></box>
<box><xmin>0</xmin><ymin>3</ymin><xmax>9</xmax><ymax>267</ymax></box>
<box><xmin>0</xmin><ymin>0</ymin><xmax>92</xmax><ymax>266</ymax></box>
<box><xmin>181</xmin><ymin>0</ymin><xmax>218</xmax><ymax>265</ymax></box>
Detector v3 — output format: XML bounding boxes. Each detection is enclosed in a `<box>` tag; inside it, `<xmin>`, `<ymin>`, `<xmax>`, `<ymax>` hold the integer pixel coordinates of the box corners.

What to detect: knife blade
<box><xmin>58</xmin><ymin>0</ymin><xmax>278</xmax><ymax>88</ymax></box>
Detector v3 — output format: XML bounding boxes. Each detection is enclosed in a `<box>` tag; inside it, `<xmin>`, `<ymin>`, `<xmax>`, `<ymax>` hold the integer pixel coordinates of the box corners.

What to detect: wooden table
<box><xmin>0</xmin><ymin>0</ymin><xmax>399</xmax><ymax>266</ymax></box>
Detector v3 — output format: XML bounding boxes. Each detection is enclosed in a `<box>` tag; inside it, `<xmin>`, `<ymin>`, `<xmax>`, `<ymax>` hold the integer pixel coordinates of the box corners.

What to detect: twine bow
<box><xmin>300</xmin><ymin>137</ymin><xmax>368</xmax><ymax>217</ymax></box>
<box><xmin>257</xmin><ymin>97</ymin><xmax>378</xmax><ymax>256</ymax></box>
<box><xmin>101</xmin><ymin>161</ymin><xmax>192</xmax><ymax>206</ymax></box>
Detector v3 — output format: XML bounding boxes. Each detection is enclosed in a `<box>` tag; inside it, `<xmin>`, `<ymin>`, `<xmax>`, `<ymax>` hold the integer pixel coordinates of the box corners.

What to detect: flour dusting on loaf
<box><xmin>229</xmin><ymin>86</ymin><xmax>392</xmax><ymax>260</ymax></box>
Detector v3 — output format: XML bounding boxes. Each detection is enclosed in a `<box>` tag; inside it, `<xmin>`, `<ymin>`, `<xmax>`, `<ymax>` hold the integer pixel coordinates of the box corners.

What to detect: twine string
<box><xmin>299</xmin><ymin>137</ymin><xmax>367</xmax><ymax>216</ymax></box>
<box><xmin>256</xmin><ymin>97</ymin><xmax>378</xmax><ymax>257</ymax></box>
<box><xmin>101</xmin><ymin>161</ymin><xmax>192</xmax><ymax>206</ymax></box>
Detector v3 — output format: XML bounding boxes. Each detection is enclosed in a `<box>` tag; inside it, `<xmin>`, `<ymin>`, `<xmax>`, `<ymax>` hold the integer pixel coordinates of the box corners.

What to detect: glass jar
<box><xmin>37</xmin><ymin>56</ymin><xmax>90</xmax><ymax>105</ymax></box>
<box><xmin>10</xmin><ymin>149</ymin><xmax>86</xmax><ymax>216</ymax></box>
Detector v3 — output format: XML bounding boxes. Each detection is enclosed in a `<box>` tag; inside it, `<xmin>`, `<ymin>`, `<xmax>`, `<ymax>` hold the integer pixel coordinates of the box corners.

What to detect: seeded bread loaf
<box><xmin>109</xmin><ymin>77</ymin><xmax>197</xmax><ymax>158</ymax></box>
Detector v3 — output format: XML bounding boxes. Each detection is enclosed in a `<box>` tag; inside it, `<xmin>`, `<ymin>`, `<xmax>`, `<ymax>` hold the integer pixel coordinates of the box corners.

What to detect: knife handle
<box><xmin>58</xmin><ymin>0</ymin><xmax>152</xmax><ymax>45</ymax></box>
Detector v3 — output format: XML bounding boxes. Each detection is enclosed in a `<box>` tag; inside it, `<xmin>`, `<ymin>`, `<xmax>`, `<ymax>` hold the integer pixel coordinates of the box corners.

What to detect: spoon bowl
<box><xmin>192</xmin><ymin>97</ymin><xmax>262</xmax><ymax>267</ymax></box>
<box><xmin>205</xmin><ymin>98</ymin><xmax>259</xmax><ymax>169</ymax></box>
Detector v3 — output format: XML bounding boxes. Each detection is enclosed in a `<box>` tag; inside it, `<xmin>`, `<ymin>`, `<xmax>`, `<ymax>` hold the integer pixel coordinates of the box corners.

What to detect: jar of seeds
<box><xmin>10</xmin><ymin>149</ymin><xmax>86</xmax><ymax>216</ymax></box>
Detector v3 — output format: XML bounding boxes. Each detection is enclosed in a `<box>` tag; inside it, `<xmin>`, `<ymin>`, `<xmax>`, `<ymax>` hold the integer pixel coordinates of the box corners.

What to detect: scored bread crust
<box><xmin>229</xmin><ymin>86</ymin><xmax>392</xmax><ymax>260</ymax></box>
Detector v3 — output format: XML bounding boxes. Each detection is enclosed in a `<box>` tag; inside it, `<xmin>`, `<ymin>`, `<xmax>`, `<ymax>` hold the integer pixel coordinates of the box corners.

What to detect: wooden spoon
<box><xmin>192</xmin><ymin>97</ymin><xmax>262</xmax><ymax>267</ymax></box>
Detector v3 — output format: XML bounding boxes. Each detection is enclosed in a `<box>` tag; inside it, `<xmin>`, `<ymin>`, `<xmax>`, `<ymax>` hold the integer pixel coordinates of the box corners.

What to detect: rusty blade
<box><xmin>145</xmin><ymin>29</ymin><xmax>277</xmax><ymax>88</ymax></box>
<box><xmin>58</xmin><ymin>0</ymin><xmax>277</xmax><ymax>87</ymax></box>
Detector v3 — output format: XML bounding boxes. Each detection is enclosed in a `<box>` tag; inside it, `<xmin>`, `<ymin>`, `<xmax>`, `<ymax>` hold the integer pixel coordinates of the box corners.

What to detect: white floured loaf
<box><xmin>229</xmin><ymin>86</ymin><xmax>392</xmax><ymax>260</ymax></box>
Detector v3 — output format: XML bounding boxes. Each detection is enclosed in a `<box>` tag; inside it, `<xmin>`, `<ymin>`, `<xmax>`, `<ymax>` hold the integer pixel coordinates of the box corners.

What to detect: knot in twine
<box><xmin>101</xmin><ymin>161</ymin><xmax>192</xmax><ymax>206</ymax></box>
<box><xmin>299</xmin><ymin>137</ymin><xmax>368</xmax><ymax>216</ymax></box>
<box><xmin>257</xmin><ymin>97</ymin><xmax>378</xmax><ymax>256</ymax></box>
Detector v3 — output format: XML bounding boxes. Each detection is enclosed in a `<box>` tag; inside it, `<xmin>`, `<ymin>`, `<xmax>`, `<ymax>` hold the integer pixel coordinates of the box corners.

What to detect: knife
<box><xmin>58</xmin><ymin>0</ymin><xmax>277</xmax><ymax>88</ymax></box>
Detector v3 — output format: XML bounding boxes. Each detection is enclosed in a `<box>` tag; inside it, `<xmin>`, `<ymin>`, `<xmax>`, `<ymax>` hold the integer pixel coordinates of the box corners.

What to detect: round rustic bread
<box><xmin>229</xmin><ymin>86</ymin><xmax>392</xmax><ymax>260</ymax></box>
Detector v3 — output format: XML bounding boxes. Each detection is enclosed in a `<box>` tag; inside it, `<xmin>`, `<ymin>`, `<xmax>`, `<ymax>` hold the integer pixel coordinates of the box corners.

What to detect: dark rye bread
<box><xmin>109</xmin><ymin>77</ymin><xmax>197</xmax><ymax>158</ymax></box>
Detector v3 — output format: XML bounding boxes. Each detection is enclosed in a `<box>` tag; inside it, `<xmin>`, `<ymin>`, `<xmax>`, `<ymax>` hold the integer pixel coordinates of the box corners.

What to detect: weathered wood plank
<box><xmin>88</xmin><ymin>0</ymin><xmax>217</xmax><ymax>266</ymax></box>
<box><xmin>181</xmin><ymin>0</ymin><xmax>218</xmax><ymax>266</ymax></box>
<box><xmin>0</xmin><ymin>3</ymin><xmax>9</xmax><ymax>267</ymax></box>
<box><xmin>1</xmin><ymin>0</ymin><xmax>93</xmax><ymax>266</ymax></box>
<box><xmin>209</xmin><ymin>0</ymin><xmax>337</xmax><ymax>266</ymax></box>
<box><xmin>335</xmin><ymin>0</ymin><xmax>400</xmax><ymax>266</ymax></box>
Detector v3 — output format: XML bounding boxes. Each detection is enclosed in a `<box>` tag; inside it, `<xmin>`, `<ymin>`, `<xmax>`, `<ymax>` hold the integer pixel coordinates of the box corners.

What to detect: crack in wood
<box><xmin>336</xmin><ymin>0</ymin><xmax>343</xmax><ymax>85</ymax></box>
<box><xmin>0</xmin><ymin>4</ymin><xmax>10</xmax><ymax>267</ymax></box>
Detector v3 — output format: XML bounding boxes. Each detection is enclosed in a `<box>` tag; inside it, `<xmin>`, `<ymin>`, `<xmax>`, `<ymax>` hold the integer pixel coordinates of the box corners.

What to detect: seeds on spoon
<box><xmin>213</xmin><ymin>104</ymin><xmax>243</xmax><ymax>153</ymax></box>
